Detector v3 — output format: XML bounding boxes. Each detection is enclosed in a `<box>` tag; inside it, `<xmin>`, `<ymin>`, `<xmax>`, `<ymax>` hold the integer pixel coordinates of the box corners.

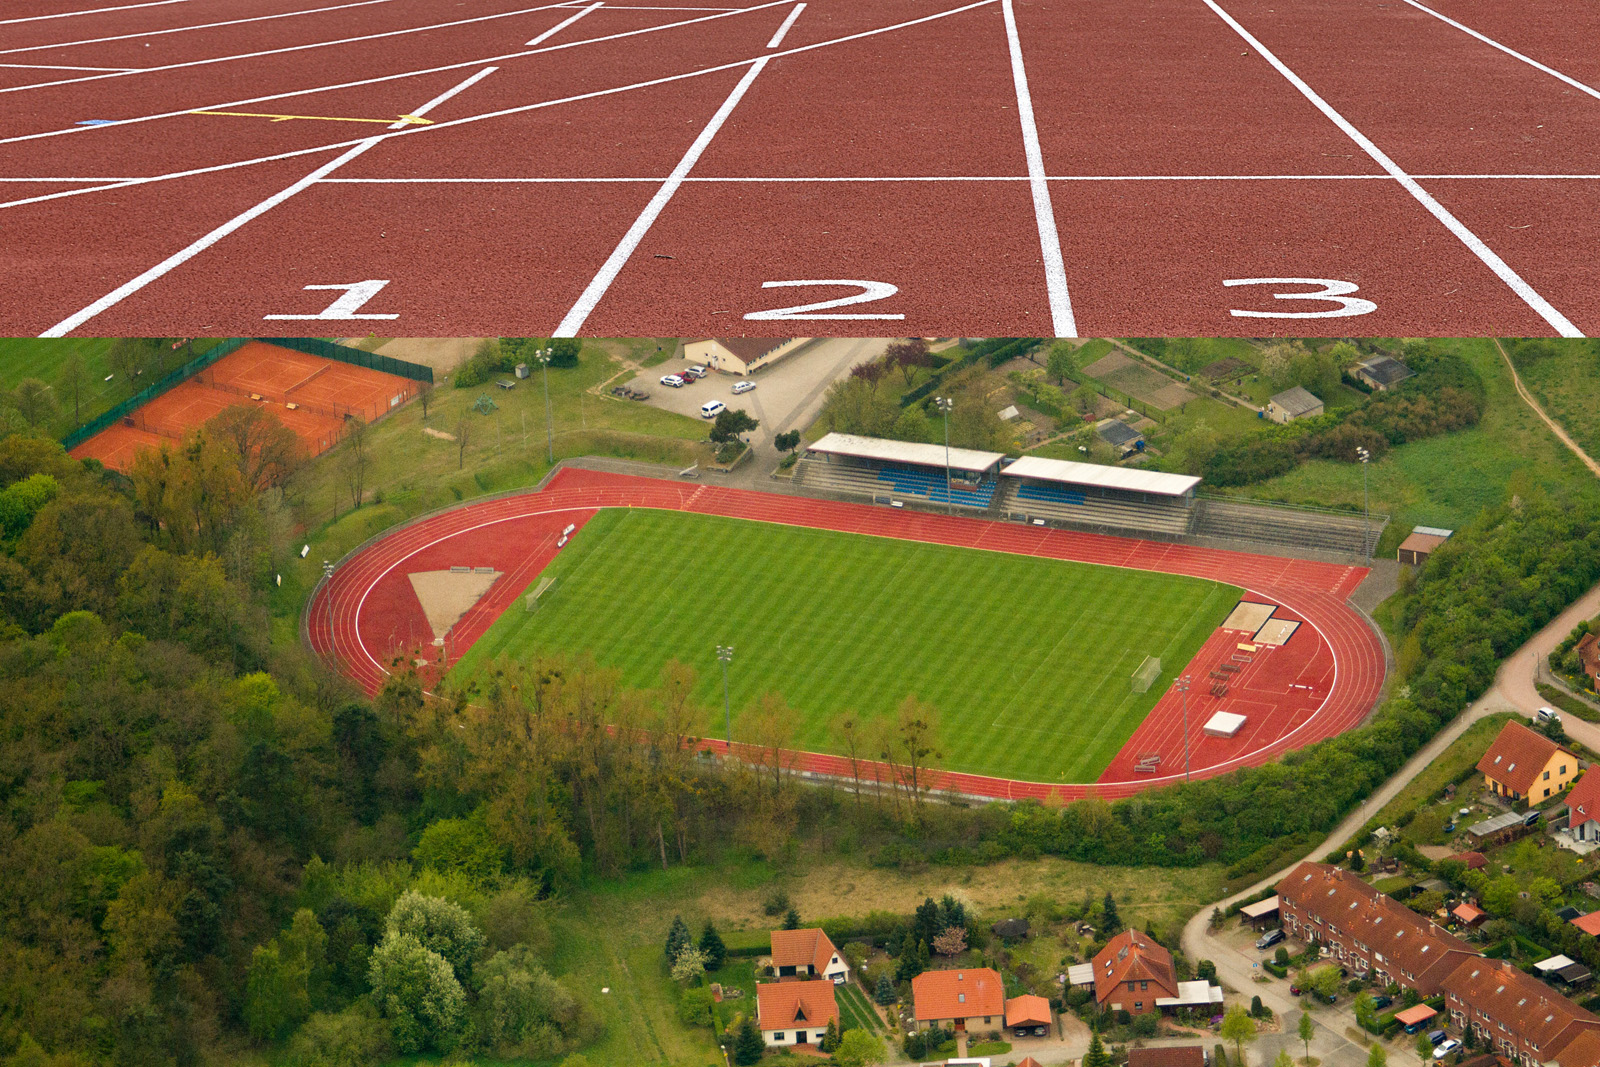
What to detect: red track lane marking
<box><xmin>307</xmin><ymin>471</ymin><xmax>1383</xmax><ymax>799</ymax></box>
<box><xmin>526</xmin><ymin>2</ymin><xmax>602</xmax><ymax>46</ymax></box>
<box><xmin>1</xmin><ymin>0</ymin><xmax>202</xmax><ymax>25</ymax></box>
<box><xmin>1393</xmin><ymin>0</ymin><xmax>1600</xmax><ymax>106</ymax></box>
<box><xmin>764</xmin><ymin>2</ymin><xmax>802</xmax><ymax>48</ymax></box>
<box><xmin>0</xmin><ymin>0</ymin><xmax>410</xmax><ymax>58</ymax></box>
<box><xmin>1198</xmin><ymin>0</ymin><xmax>1581</xmax><ymax>337</ymax></box>
<box><xmin>39</xmin><ymin>64</ymin><xmax>497</xmax><ymax>337</ymax></box>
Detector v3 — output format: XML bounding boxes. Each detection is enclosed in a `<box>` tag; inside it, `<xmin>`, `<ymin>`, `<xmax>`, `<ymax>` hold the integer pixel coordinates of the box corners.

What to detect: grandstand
<box><xmin>999</xmin><ymin>456</ymin><xmax>1198</xmax><ymax>537</ymax></box>
<box><xmin>1192</xmin><ymin>497</ymin><xmax>1385</xmax><ymax>557</ymax></box>
<box><xmin>795</xmin><ymin>433</ymin><xmax>1005</xmax><ymax>509</ymax></box>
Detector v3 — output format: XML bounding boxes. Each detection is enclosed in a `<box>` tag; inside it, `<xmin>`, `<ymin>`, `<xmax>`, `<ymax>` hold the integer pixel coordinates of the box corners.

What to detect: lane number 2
<box><xmin>743</xmin><ymin>279</ymin><xmax>905</xmax><ymax>321</ymax></box>
<box><xmin>1224</xmin><ymin>277</ymin><xmax>1377</xmax><ymax>319</ymax></box>
<box><xmin>264</xmin><ymin>280</ymin><xmax>399</xmax><ymax>321</ymax></box>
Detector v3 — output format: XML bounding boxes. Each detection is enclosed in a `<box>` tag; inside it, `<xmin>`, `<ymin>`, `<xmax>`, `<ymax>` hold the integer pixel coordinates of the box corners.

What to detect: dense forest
<box><xmin>2</xmin><ymin>379</ymin><xmax>1599</xmax><ymax>1065</ymax></box>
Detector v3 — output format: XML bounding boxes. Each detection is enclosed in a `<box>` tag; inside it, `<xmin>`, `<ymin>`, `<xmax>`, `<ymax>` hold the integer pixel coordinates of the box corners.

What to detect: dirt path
<box><xmin>1494</xmin><ymin>337</ymin><xmax>1600</xmax><ymax>477</ymax></box>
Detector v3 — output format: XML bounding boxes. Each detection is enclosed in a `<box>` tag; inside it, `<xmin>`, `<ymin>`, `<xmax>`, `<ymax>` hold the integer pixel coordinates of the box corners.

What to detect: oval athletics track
<box><xmin>306</xmin><ymin>467</ymin><xmax>1387</xmax><ymax>801</ymax></box>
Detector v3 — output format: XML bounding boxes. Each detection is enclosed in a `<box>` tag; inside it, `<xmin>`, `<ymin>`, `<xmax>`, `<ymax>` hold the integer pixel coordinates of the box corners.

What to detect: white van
<box><xmin>700</xmin><ymin>400</ymin><xmax>726</xmax><ymax>419</ymax></box>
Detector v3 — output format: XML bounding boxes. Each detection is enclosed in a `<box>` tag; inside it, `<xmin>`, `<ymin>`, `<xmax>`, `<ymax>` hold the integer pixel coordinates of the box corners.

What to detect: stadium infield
<box><xmin>450</xmin><ymin>506</ymin><xmax>1243</xmax><ymax>783</ymax></box>
<box><xmin>307</xmin><ymin>468</ymin><xmax>1386</xmax><ymax>799</ymax></box>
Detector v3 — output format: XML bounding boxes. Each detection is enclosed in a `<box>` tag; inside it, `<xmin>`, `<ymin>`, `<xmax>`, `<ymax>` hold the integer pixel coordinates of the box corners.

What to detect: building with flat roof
<box><xmin>1398</xmin><ymin>526</ymin><xmax>1453</xmax><ymax>566</ymax></box>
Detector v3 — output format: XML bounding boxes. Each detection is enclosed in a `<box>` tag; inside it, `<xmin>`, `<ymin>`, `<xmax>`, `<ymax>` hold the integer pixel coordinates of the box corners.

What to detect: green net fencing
<box><xmin>262</xmin><ymin>337</ymin><xmax>434</xmax><ymax>384</ymax></box>
<box><xmin>61</xmin><ymin>337</ymin><xmax>249</xmax><ymax>451</ymax></box>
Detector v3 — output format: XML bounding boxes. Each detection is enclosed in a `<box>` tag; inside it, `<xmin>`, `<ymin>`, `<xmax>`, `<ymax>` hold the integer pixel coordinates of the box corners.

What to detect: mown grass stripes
<box><xmin>454</xmin><ymin>509</ymin><xmax>1240</xmax><ymax>782</ymax></box>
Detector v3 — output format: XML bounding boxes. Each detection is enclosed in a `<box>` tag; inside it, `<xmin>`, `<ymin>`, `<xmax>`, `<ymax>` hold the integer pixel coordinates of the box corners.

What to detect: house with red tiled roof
<box><xmin>1555</xmin><ymin>1027</ymin><xmax>1600</xmax><ymax>1067</ymax></box>
<box><xmin>1577</xmin><ymin>633</ymin><xmax>1600</xmax><ymax>688</ymax></box>
<box><xmin>755</xmin><ymin>979</ymin><xmax>838</xmax><ymax>1048</ymax></box>
<box><xmin>1441</xmin><ymin>957</ymin><xmax>1600</xmax><ymax>1067</ymax></box>
<box><xmin>770</xmin><ymin>928</ymin><xmax>848</xmax><ymax>984</ymax></box>
<box><xmin>1449</xmin><ymin>851</ymin><xmax>1488</xmax><ymax>870</ymax></box>
<box><xmin>1092</xmin><ymin>929</ymin><xmax>1178</xmax><ymax>1017</ymax></box>
<box><xmin>1127</xmin><ymin>1048</ymin><xmax>1207</xmax><ymax>1067</ymax></box>
<box><xmin>911</xmin><ymin>968</ymin><xmax>1005</xmax><ymax>1033</ymax></box>
<box><xmin>1572</xmin><ymin>912</ymin><xmax>1600</xmax><ymax>938</ymax></box>
<box><xmin>1569</xmin><ymin>772</ymin><xmax>1600</xmax><ymax>843</ymax></box>
<box><xmin>1275</xmin><ymin>862</ymin><xmax>1476</xmax><ymax>997</ymax></box>
<box><xmin>1477</xmin><ymin>720</ymin><xmax>1578</xmax><ymax>804</ymax></box>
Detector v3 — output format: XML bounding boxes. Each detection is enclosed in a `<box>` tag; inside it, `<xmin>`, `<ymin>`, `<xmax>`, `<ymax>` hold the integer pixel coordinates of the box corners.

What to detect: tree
<box><xmin>710</xmin><ymin>408</ymin><xmax>759</xmax><ymax>444</ymax></box>
<box><xmin>1415</xmin><ymin>1031</ymin><xmax>1436</xmax><ymax>1061</ymax></box>
<box><xmin>931</xmin><ymin>926</ymin><xmax>966</xmax><ymax>956</ymax></box>
<box><xmin>1298</xmin><ymin>1011</ymin><xmax>1315</xmax><ymax>1062</ymax></box>
<box><xmin>547</xmin><ymin>337</ymin><xmax>582</xmax><ymax>368</ymax></box>
<box><xmin>670</xmin><ymin>946</ymin><xmax>707</xmax><ymax>985</ymax></box>
<box><xmin>1307</xmin><ymin>964</ymin><xmax>1341</xmax><ymax>1001</ymax></box>
<box><xmin>896</xmin><ymin>695</ymin><xmax>941</xmax><ymax>810</ymax></box>
<box><xmin>1274</xmin><ymin>945</ymin><xmax>1290</xmax><ymax>966</ymax></box>
<box><xmin>819</xmin><ymin>375</ymin><xmax>897</xmax><ymax>438</ymax></box>
<box><xmin>665</xmin><ymin>915</ymin><xmax>691</xmax><ymax>965</ymax></box>
<box><xmin>1101</xmin><ymin>892</ymin><xmax>1121</xmax><ymax>933</ymax></box>
<box><xmin>206</xmin><ymin>403</ymin><xmax>304</xmax><ymax>492</ymax></box>
<box><xmin>385</xmin><ymin>891</ymin><xmax>485</xmax><ymax>983</ymax></box>
<box><xmin>889</xmin><ymin>404</ymin><xmax>932</xmax><ymax>444</ymax></box>
<box><xmin>367</xmin><ymin>933</ymin><xmax>467</xmax><ymax>1053</ymax></box>
<box><xmin>341</xmin><ymin>416</ymin><xmax>370</xmax><ymax>509</ymax></box>
<box><xmin>820</xmin><ymin>1018</ymin><xmax>840</xmax><ymax>1053</ymax></box>
<box><xmin>1353</xmin><ymin>991</ymin><xmax>1375</xmax><ymax>1030</ymax></box>
<box><xmin>418</xmin><ymin>378</ymin><xmax>435</xmax><ymax>420</ymax></box>
<box><xmin>59</xmin><ymin>355</ymin><xmax>87</xmax><ymax>426</ymax></box>
<box><xmin>733</xmin><ymin>1017</ymin><xmax>764</xmax><ymax>1065</ymax></box>
<box><xmin>850</xmin><ymin>359</ymin><xmax>889</xmax><ymax>395</ymax></box>
<box><xmin>887</xmin><ymin>338</ymin><xmax>933</xmax><ymax>386</ymax></box>
<box><xmin>1366</xmin><ymin>1042</ymin><xmax>1386</xmax><ymax>1067</ymax></box>
<box><xmin>1197</xmin><ymin>959</ymin><xmax>1217</xmax><ymax>983</ymax></box>
<box><xmin>782</xmin><ymin>906</ymin><xmax>801</xmax><ymax>930</ymax></box>
<box><xmin>774</xmin><ymin>429</ymin><xmax>801</xmax><ymax>455</ymax></box>
<box><xmin>244</xmin><ymin>941</ymin><xmax>310</xmax><ymax>1041</ymax></box>
<box><xmin>1084</xmin><ymin>1032</ymin><xmax>1112</xmax><ymax>1067</ymax></box>
<box><xmin>12</xmin><ymin>379</ymin><xmax>56</xmax><ymax>428</ymax></box>
<box><xmin>1274</xmin><ymin>1050</ymin><xmax>1295</xmax><ymax>1067</ymax></box>
<box><xmin>455</xmin><ymin>410</ymin><xmax>471</xmax><ymax>469</ymax></box>
<box><xmin>834</xmin><ymin>1028</ymin><xmax>886</xmax><ymax>1067</ymax></box>
<box><xmin>1250</xmin><ymin>993</ymin><xmax>1266</xmax><ymax>1019</ymax></box>
<box><xmin>698</xmin><ymin>921</ymin><xmax>727</xmax><ymax>971</ymax></box>
<box><xmin>874</xmin><ymin>973</ymin><xmax>896</xmax><ymax>1005</ymax></box>
<box><xmin>108</xmin><ymin>336</ymin><xmax>157</xmax><ymax>390</ymax></box>
<box><xmin>1219</xmin><ymin>1005</ymin><xmax>1256</xmax><ymax>1066</ymax></box>
<box><xmin>1046</xmin><ymin>340</ymin><xmax>1075</xmax><ymax>384</ymax></box>
<box><xmin>472</xmin><ymin>946</ymin><xmax>592</xmax><ymax>1058</ymax></box>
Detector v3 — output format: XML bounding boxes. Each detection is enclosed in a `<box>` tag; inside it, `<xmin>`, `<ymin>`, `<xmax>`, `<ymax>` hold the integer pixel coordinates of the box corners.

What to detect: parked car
<box><xmin>660</xmin><ymin>374</ymin><xmax>686</xmax><ymax>388</ymax></box>
<box><xmin>1256</xmin><ymin>929</ymin><xmax>1285</xmax><ymax>949</ymax></box>
<box><xmin>1434</xmin><ymin>1040</ymin><xmax>1461</xmax><ymax>1058</ymax></box>
<box><xmin>1372</xmin><ymin>995</ymin><xmax>1393</xmax><ymax>1010</ymax></box>
<box><xmin>700</xmin><ymin>400</ymin><xmax>726</xmax><ymax>419</ymax></box>
<box><xmin>732</xmin><ymin>380</ymin><xmax>755</xmax><ymax>394</ymax></box>
<box><xmin>1538</xmin><ymin>706</ymin><xmax>1562</xmax><ymax>723</ymax></box>
<box><xmin>1427</xmin><ymin>1030</ymin><xmax>1447</xmax><ymax>1045</ymax></box>
<box><xmin>1288</xmin><ymin>985</ymin><xmax>1303</xmax><ymax>996</ymax></box>
<box><xmin>684</xmin><ymin>365</ymin><xmax>708</xmax><ymax>379</ymax></box>
<box><xmin>1314</xmin><ymin>991</ymin><xmax>1337</xmax><ymax>1005</ymax></box>
<box><xmin>1032</xmin><ymin>1026</ymin><xmax>1048</xmax><ymax>1037</ymax></box>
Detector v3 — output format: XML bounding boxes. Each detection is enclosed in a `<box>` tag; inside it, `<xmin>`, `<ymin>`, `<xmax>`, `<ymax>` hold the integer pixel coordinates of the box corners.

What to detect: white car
<box><xmin>1433</xmin><ymin>1040</ymin><xmax>1461</xmax><ymax>1059</ymax></box>
<box><xmin>659</xmin><ymin>374</ymin><xmax>686</xmax><ymax>388</ymax></box>
<box><xmin>683</xmin><ymin>365</ymin><xmax>708</xmax><ymax>379</ymax></box>
<box><xmin>732</xmin><ymin>380</ymin><xmax>755</xmax><ymax>394</ymax></box>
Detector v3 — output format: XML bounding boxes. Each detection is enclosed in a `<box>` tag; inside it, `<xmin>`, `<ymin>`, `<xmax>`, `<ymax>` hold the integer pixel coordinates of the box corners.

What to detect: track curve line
<box><xmin>306</xmin><ymin>468</ymin><xmax>1386</xmax><ymax>800</ymax></box>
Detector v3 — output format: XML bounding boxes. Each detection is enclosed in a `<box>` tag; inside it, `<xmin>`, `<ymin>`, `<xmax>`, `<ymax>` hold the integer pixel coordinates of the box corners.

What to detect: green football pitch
<box><xmin>452</xmin><ymin>509</ymin><xmax>1242</xmax><ymax>782</ymax></box>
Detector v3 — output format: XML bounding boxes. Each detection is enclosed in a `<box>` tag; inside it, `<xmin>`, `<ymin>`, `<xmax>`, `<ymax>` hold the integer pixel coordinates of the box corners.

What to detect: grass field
<box><xmin>835</xmin><ymin>982</ymin><xmax>882</xmax><ymax>1032</ymax></box>
<box><xmin>452</xmin><ymin>508</ymin><xmax>1240</xmax><ymax>783</ymax></box>
<box><xmin>0</xmin><ymin>337</ymin><xmax>226</xmax><ymax>439</ymax></box>
<box><xmin>1512</xmin><ymin>342</ymin><xmax>1600</xmax><ymax>464</ymax></box>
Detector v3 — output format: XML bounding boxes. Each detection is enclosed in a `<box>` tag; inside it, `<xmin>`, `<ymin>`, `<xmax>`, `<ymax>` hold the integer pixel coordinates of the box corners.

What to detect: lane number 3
<box><xmin>744</xmin><ymin>279</ymin><xmax>905</xmax><ymax>320</ymax></box>
<box><xmin>1224</xmin><ymin>277</ymin><xmax>1377</xmax><ymax>319</ymax></box>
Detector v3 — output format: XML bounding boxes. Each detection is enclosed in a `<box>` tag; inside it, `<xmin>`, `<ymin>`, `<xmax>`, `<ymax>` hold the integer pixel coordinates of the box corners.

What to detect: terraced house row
<box><xmin>1278</xmin><ymin>863</ymin><xmax>1600</xmax><ymax>1067</ymax></box>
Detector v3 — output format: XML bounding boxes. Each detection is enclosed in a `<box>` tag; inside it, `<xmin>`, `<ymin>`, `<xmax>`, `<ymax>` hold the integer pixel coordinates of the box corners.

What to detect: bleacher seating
<box><xmin>875</xmin><ymin>465</ymin><xmax>997</xmax><ymax>507</ymax></box>
<box><xmin>793</xmin><ymin>458</ymin><xmax>997</xmax><ymax>509</ymax></box>
<box><xmin>1000</xmin><ymin>479</ymin><xmax>1193</xmax><ymax>536</ymax></box>
<box><xmin>1192</xmin><ymin>498</ymin><xmax>1380</xmax><ymax>555</ymax></box>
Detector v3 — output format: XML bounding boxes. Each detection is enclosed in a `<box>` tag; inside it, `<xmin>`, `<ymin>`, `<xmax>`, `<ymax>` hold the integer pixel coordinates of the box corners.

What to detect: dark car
<box><xmin>1427</xmin><ymin>1030</ymin><xmax>1447</xmax><ymax>1045</ymax></box>
<box><xmin>1315</xmin><ymin>991</ymin><xmax>1337</xmax><ymax>1005</ymax></box>
<box><xmin>1372</xmin><ymin>995</ymin><xmax>1393</xmax><ymax>1010</ymax></box>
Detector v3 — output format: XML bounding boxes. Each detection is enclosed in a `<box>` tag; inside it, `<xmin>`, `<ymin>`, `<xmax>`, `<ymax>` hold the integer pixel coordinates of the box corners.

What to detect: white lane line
<box><xmin>528</xmin><ymin>2</ymin><xmax>602</xmax><ymax>45</ymax></box>
<box><xmin>39</xmin><ymin>66</ymin><xmax>497</xmax><ymax>338</ymax></box>
<box><xmin>554</xmin><ymin>56</ymin><xmax>770</xmax><ymax>335</ymax></box>
<box><xmin>766</xmin><ymin>2</ymin><xmax>803</xmax><ymax>48</ymax></box>
<box><xmin>0</xmin><ymin>0</ymin><xmax>994</xmax><ymax>211</ymax></box>
<box><xmin>0</xmin><ymin>0</ymin><xmax>790</xmax><ymax>130</ymax></box>
<box><xmin>0</xmin><ymin>0</ymin><xmax>407</xmax><ymax>58</ymax></box>
<box><xmin>316</xmin><ymin>172</ymin><xmax>1600</xmax><ymax>182</ymax></box>
<box><xmin>556</xmin><ymin>4</ymin><xmax>740</xmax><ymax>8</ymax></box>
<box><xmin>0</xmin><ymin>0</ymin><xmax>583</xmax><ymax>96</ymax></box>
<box><xmin>1000</xmin><ymin>0</ymin><xmax>1074</xmax><ymax>337</ymax></box>
<box><xmin>0</xmin><ymin>0</ymin><xmax>197</xmax><ymax>25</ymax></box>
<box><xmin>0</xmin><ymin>62</ymin><xmax>143</xmax><ymax>71</ymax></box>
<box><xmin>1201</xmin><ymin>0</ymin><xmax>1581</xmax><ymax>338</ymax></box>
<box><xmin>1395</xmin><ymin>0</ymin><xmax>1600</xmax><ymax>104</ymax></box>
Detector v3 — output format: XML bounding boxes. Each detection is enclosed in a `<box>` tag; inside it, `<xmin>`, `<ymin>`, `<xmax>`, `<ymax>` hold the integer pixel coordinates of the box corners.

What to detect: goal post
<box><xmin>1131</xmin><ymin>655</ymin><xmax>1161</xmax><ymax>694</ymax></box>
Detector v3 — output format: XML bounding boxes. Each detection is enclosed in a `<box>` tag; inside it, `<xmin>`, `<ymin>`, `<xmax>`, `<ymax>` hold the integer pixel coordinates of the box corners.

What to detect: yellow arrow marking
<box><xmin>188</xmin><ymin>109</ymin><xmax>434</xmax><ymax>126</ymax></box>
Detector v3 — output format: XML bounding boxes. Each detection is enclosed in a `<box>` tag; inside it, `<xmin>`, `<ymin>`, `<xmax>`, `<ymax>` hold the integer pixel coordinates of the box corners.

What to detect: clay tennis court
<box><xmin>70</xmin><ymin>339</ymin><xmax>420</xmax><ymax>470</ymax></box>
<box><xmin>0</xmin><ymin>0</ymin><xmax>1596</xmax><ymax>337</ymax></box>
<box><xmin>305</xmin><ymin>467</ymin><xmax>1386</xmax><ymax>800</ymax></box>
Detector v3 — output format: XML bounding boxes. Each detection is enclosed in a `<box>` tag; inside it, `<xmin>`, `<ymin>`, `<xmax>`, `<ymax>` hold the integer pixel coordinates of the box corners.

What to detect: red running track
<box><xmin>2</xmin><ymin>0</ymin><xmax>1599</xmax><ymax>336</ymax></box>
<box><xmin>305</xmin><ymin>468</ymin><xmax>1386</xmax><ymax>801</ymax></box>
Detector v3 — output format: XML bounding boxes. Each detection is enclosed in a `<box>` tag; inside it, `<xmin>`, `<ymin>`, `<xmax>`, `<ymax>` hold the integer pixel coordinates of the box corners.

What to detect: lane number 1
<box><xmin>744</xmin><ymin>279</ymin><xmax>905</xmax><ymax>321</ymax></box>
<box><xmin>264</xmin><ymin>280</ymin><xmax>399</xmax><ymax>321</ymax></box>
<box><xmin>1224</xmin><ymin>277</ymin><xmax>1377</xmax><ymax>319</ymax></box>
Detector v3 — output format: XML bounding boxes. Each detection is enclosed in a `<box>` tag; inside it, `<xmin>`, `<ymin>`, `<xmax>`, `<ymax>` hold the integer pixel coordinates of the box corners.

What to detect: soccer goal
<box><xmin>1130</xmin><ymin>655</ymin><xmax>1161</xmax><ymax>693</ymax></box>
<box><xmin>524</xmin><ymin>576</ymin><xmax>555</xmax><ymax>611</ymax></box>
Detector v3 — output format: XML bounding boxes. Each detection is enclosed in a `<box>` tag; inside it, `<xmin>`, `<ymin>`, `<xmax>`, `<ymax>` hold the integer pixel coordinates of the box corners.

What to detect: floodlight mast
<box><xmin>934</xmin><ymin>395</ymin><xmax>954</xmax><ymax>516</ymax></box>
<box><xmin>717</xmin><ymin>644</ymin><xmax>734</xmax><ymax>749</ymax></box>
<box><xmin>321</xmin><ymin>559</ymin><xmax>336</xmax><ymax>663</ymax></box>
<box><xmin>535</xmin><ymin>346</ymin><xmax>554</xmax><ymax>465</ymax></box>
<box><xmin>1356</xmin><ymin>446</ymin><xmax>1371</xmax><ymax>558</ymax></box>
<box><xmin>1174</xmin><ymin>674</ymin><xmax>1192</xmax><ymax>781</ymax></box>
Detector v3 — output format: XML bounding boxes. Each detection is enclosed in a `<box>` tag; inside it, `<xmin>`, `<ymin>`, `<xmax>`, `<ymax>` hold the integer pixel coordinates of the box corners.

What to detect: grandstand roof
<box><xmin>1001</xmin><ymin>456</ymin><xmax>1201</xmax><ymax>497</ymax></box>
<box><xmin>805</xmin><ymin>433</ymin><xmax>1005</xmax><ymax>474</ymax></box>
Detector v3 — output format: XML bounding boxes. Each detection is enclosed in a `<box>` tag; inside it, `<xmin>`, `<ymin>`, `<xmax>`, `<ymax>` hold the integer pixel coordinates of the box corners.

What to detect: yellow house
<box><xmin>1475</xmin><ymin>720</ymin><xmax>1578</xmax><ymax>803</ymax></box>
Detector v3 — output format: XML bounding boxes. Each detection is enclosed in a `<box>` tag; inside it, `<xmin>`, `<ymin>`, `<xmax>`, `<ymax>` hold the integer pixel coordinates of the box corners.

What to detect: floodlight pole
<box><xmin>536</xmin><ymin>346</ymin><xmax>554</xmax><ymax>465</ymax></box>
<box><xmin>1175</xmin><ymin>675</ymin><xmax>1192</xmax><ymax>781</ymax></box>
<box><xmin>1357</xmin><ymin>446</ymin><xmax>1370</xmax><ymax>558</ymax></box>
<box><xmin>717</xmin><ymin>644</ymin><xmax>734</xmax><ymax>750</ymax></box>
<box><xmin>935</xmin><ymin>395</ymin><xmax>954</xmax><ymax>516</ymax></box>
<box><xmin>321</xmin><ymin>559</ymin><xmax>336</xmax><ymax>661</ymax></box>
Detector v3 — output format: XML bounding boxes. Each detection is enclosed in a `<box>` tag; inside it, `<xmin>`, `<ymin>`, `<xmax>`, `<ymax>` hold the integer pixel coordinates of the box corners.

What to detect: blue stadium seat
<box><xmin>874</xmin><ymin>465</ymin><xmax>996</xmax><ymax>507</ymax></box>
<box><xmin>1016</xmin><ymin>482</ymin><xmax>1087</xmax><ymax>506</ymax></box>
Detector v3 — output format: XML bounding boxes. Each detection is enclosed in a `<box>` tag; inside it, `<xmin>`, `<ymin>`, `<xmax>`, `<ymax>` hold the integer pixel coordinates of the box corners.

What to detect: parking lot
<box><xmin>637</xmin><ymin>339</ymin><xmax>899</xmax><ymax>473</ymax></box>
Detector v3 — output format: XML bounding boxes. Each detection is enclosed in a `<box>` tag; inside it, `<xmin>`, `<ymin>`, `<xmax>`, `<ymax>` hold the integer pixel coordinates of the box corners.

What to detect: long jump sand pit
<box><xmin>408</xmin><ymin>568</ymin><xmax>501</xmax><ymax>642</ymax></box>
<box><xmin>1221</xmin><ymin>601</ymin><xmax>1277</xmax><ymax>634</ymax></box>
<box><xmin>1254</xmin><ymin>618</ymin><xmax>1302</xmax><ymax>646</ymax></box>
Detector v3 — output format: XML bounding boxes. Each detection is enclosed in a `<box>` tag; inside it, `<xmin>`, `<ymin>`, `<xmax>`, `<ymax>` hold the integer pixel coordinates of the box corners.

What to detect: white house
<box><xmin>683</xmin><ymin>337</ymin><xmax>811</xmax><ymax>376</ymax></box>
<box><xmin>770</xmin><ymin>927</ymin><xmax>849</xmax><ymax>984</ymax></box>
<box><xmin>756</xmin><ymin>979</ymin><xmax>837</xmax><ymax>1047</ymax></box>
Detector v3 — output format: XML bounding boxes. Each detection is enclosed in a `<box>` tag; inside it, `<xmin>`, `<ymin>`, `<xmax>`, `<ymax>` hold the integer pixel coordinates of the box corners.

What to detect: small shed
<box><xmin>1451</xmin><ymin>902</ymin><xmax>1486</xmax><ymax>928</ymax></box>
<box><xmin>1466</xmin><ymin>811</ymin><xmax>1528</xmax><ymax>847</ymax></box>
<box><xmin>1066</xmin><ymin>963</ymin><xmax>1095</xmax><ymax>989</ymax></box>
<box><xmin>991</xmin><ymin>918</ymin><xmax>1030</xmax><ymax>941</ymax></box>
<box><xmin>1353</xmin><ymin>355</ymin><xmax>1414</xmax><ymax>391</ymax></box>
<box><xmin>1096</xmin><ymin>419</ymin><xmax>1144</xmax><ymax>451</ymax></box>
<box><xmin>1239</xmin><ymin>896</ymin><xmax>1280</xmax><ymax>930</ymax></box>
<box><xmin>1266</xmin><ymin>386</ymin><xmax>1324</xmax><ymax>424</ymax></box>
<box><xmin>1398</xmin><ymin>526</ymin><xmax>1453</xmax><ymax>567</ymax></box>
<box><xmin>1535</xmin><ymin>955</ymin><xmax>1594</xmax><ymax>986</ymax></box>
<box><xmin>1449</xmin><ymin>851</ymin><xmax>1488</xmax><ymax>870</ymax></box>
